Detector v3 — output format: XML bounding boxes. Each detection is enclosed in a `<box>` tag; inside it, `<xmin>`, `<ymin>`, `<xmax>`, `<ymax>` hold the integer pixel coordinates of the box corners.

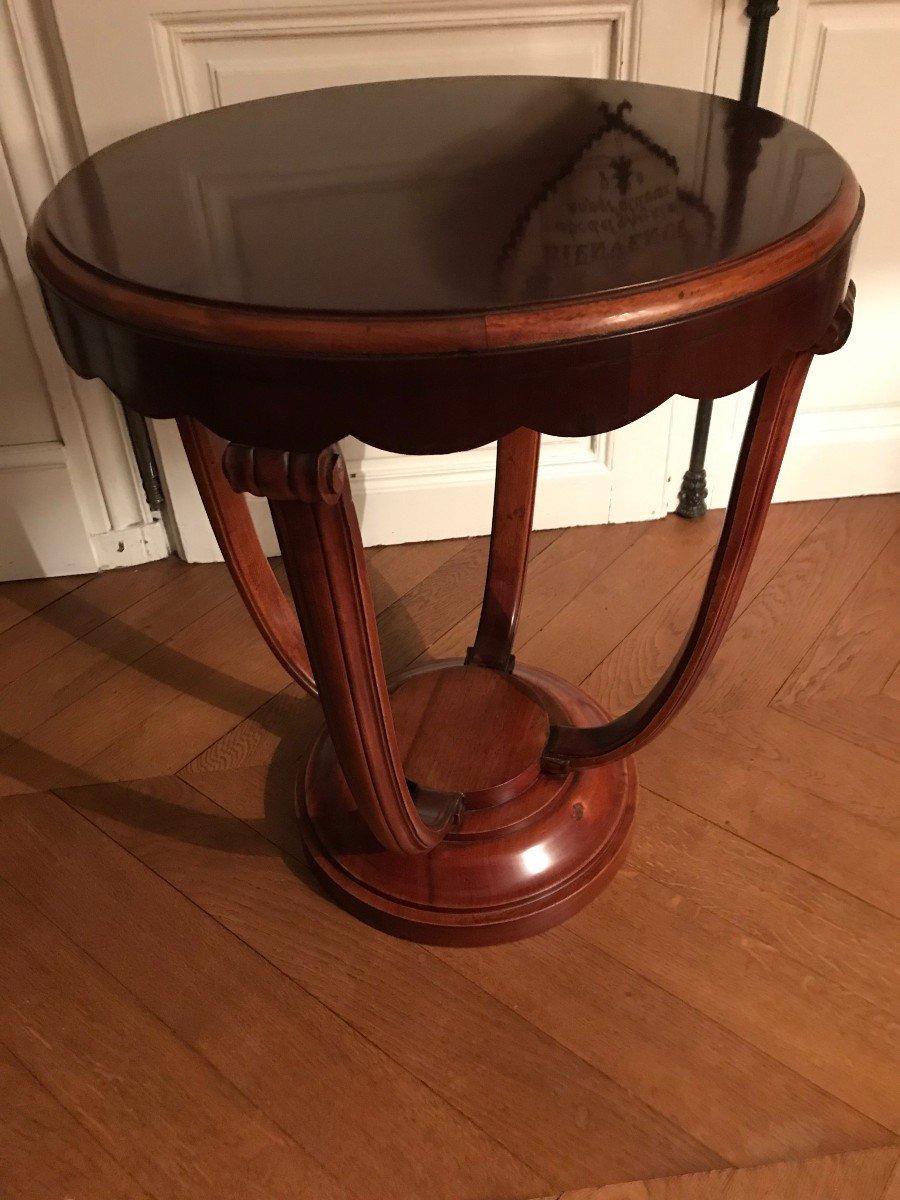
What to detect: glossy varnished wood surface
<box><xmin>302</xmin><ymin>659</ymin><xmax>635</xmax><ymax>944</ymax></box>
<box><xmin>176</xmin><ymin>417</ymin><xmax>317</xmax><ymax>697</ymax></box>
<box><xmin>390</xmin><ymin>664</ymin><xmax>549</xmax><ymax>799</ymax></box>
<box><xmin>0</xmin><ymin>499</ymin><xmax>897</xmax><ymax>1194</ymax></box>
<box><xmin>28</xmin><ymin>76</ymin><xmax>861</xmax><ymax>455</ymax></box>
<box><xmin>40</xmin><ymin>78</ymin><xmax>845</xmax><ymax>313</ymax></box>
<box><xmin>467</xmin><ymin>427</ymin><xmax>541</xmax><ymax>671</ymax></box>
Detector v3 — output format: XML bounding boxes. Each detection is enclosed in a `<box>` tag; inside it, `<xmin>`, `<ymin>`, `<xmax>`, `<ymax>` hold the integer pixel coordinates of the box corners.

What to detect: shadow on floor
<box><xmin>0</xmin><ymin>555</ymin><xmax>435</xmax><ymax>895</ymax></box>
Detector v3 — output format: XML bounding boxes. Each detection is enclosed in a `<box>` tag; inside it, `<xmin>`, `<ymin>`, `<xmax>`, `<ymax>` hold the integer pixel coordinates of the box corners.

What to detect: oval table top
<box><xmin>28</xmin><ymin>76</ymin><xmax>861</xmax><ymax>454</ymax></box>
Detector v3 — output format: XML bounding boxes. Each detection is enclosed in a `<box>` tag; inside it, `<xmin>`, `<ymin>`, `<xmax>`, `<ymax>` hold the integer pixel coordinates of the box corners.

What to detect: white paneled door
<box><xmin>47</xmin><ymin>0</ymin><xmax>726</xmax><ymax>558</ymax></box>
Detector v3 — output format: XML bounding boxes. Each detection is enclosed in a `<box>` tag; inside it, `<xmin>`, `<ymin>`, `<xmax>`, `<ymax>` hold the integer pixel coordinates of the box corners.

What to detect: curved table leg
<box><xmin>177</xmin><ymin>416</ymin><xmax>318</xmax><ymax>698</ymax></box>
<box><xmin>466</xmin><ymin>428</ymin><xmax>541</xmax><ymax>671</ymax></box>
<box><xmin>222</xmin><ymin>441</ymin><xmax>461</xmax><ymax>856</ymax></box>
<box><xmin>542</xmin><ymin>350</ymin><xmax>815</xmax><ymax>773</ymax></box>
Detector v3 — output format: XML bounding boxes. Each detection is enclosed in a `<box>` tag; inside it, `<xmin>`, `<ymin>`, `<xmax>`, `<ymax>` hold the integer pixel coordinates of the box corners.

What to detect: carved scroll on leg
<box><xmin>542</xmin><ymin>350</ymin><xmax>814</xmax><ymax>773</ymax></box>
<box><xmin>224</xmin><ymin>442</ymin><xmax>461</xmax><ymax>856</ymax></box>
<box><xmin>467</xmin><ymin>428</ymin><xmax>541</xmax><ymax>671</ymax></box>
<box><xmin>177</xmin><ymin>416</ymin><xmax>317</xmax><ymax>697</ymax></box>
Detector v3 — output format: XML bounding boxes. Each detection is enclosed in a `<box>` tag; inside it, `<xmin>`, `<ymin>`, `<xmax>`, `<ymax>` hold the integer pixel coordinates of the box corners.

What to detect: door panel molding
<box><xmin>151</xmin><ymin>0</ymin><xmax>638</xmax><ymax>118</ymax></box>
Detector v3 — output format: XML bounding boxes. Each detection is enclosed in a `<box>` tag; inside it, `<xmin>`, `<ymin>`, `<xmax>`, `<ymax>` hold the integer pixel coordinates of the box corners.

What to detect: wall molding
<box><xmin>785</xmin><ymin>1</ymin><xmax>900</xmax><ymax>125</ymax></box>
<box><xmin>152</xmin><ymin>0</ymin><xmax>637</xmax><ymax>117</ymax></box>
<box><xmin>0</xmin><ymin>440</ymin><xmax>66</xmax><ymax>472</ymax></box>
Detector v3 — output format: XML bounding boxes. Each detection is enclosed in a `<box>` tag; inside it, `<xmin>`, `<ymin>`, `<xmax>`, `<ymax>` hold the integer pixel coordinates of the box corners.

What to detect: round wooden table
<box><xmin>28</xmin><ymin>76</ymin><xmax>861</xmax><ymax>945</ymax></box>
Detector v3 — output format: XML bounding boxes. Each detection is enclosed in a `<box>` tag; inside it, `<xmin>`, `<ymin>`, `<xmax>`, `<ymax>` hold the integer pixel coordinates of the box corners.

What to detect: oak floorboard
<box><xmin>631</xmin><ymin>789</ymin><xmax>899</xmax><ymax>1015</ymax></box>
<box><xmin>0</xmin><ymin>558</ymin><xmax>238</xmax><ymax>744</ymax></box>
<box><xmin>884</xmin><ymin>1155</ymin><xmax>900</xmax><ymax>1199</ymax></box>
<box><xmin>0</xmin><ymin>1043</ymin><xmax>154</xmax><ymax>1200</ymax></box>
<box><xmin>774</xmin><ymin>528</ymin><xmax>900</xmax><ymax>760</ymax></box>
<box><xmin>654</xmin><ymin>702</ymin><xmax>899</xmax><ymax>831</ymax></box>
<box><xmin>0</xmin><ymin>789</ymin><xmax>538</xmax><ymax>1200</ymax></box>
<box><xmin>581</xmin><ymin>500</ymin><xmax>830</xmax><ymax>712</ymax></box>
<box><xmin>366</xmin><ymin>533</ymin><xmax>471</xmax><ymax>611</ymax></box>
<box><xmin>0</xmin><ymin>875</ymin><xmax>350</xmax><ymax>1200</ymax></box>
<box><xmin>436</xmin><ymin>922</ymin><xmax>888</xmax><ymax>1166</ymax></box>
<box><xmin>567</xmin><ymin>799</ymin><xmax>899</xmax><ymax>1129</ymax></box>
<box><xmin>178</xmin><ymin>684</ymin><xmax>323</xmax><ymax>777</ymax></box>
<box><xmin>531</xmin><ymin>1145</ymin><xmax>900</xmax><ymax>1199</ymax></box>
<box><xmin>51</xmin><ymin>774</ymin><xmax>719</xmax><ymax>1192</ymax></box>
<box><xmin>515</xmin><ymin>515</ymin><xmax>724</xmax><ymax>685</ymax></box>
<box><xmin>690</xmin><ymin>494</ymin><xmax>899</xmax><ymax>719</ymax></box>
<box><xmin>638</xmin><ymin>719</ymin><xmax>900</xmax><ymax>917</ymax></box>
<box><xmin>0</xmin><ymin>590</ymin><xmax>282</xmax><ymax>793</ymax></box>
<box><xmin>168</xmin><ymin>762</ymin><xmax>888</xmax><ymax>1168</ymax></box>
<box><xmin>0</xmin><ymin>537</ymin><xmax>487</xmax><ymax>791</ymax></box>
<box><xmin>632</xmin><ymin>494</ymin><xmax>900</xmax><ymax>918</ymax></box>
<box><xmin>425</xmin><ymin>520</ymin><xmax>647</xmax><ymax>663</ymax></box>
<box><xmin>0</xmin><ymin>496</ymin><xmax>896</xmax><ymax>1199</ymax></box>
<box><xmin>883</xmin><ymin>658</ymin><xmax>900</xmax><ymax>702</ymax></box>
<box><xmin>0</xmin><ymin>557</ymin><xmax>186</xmax><ymax>690</ymax></box>
<box><xmin>0</xmin><ymin>573</ymin><xmax>89</xmax><ymax>636</ymax></box>
<box><xmin>79</xmin><ymin>595</ymin><xmax>294</xmax><ymax>780</ymax></box>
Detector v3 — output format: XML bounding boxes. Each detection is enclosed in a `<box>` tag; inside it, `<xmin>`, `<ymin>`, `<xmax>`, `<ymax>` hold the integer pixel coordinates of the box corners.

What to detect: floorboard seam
<box><xmin>45</xmin><ymin>781</ymin><xmax>545</xmax><ymax>1194</ymax></box>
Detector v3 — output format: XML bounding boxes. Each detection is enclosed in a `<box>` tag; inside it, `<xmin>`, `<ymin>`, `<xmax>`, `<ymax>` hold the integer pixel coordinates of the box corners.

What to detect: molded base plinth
<box><xmin>297</xmin><ymin>660</ymin><xmax>637</xmax><ymax>945</ymax></box>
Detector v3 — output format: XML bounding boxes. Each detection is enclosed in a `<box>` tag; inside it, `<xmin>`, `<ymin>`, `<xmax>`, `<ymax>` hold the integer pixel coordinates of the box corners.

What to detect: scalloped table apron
<box><xmin>28</xmin><ymin>77</ymin><xmax>862</xmax><ymax>944</ymax></box>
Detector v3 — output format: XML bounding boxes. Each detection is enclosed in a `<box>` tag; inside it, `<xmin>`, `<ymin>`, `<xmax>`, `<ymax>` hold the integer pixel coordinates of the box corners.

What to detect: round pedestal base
<box><xmin>298</xmin><ymin>660</ymin><xmax>636</xmax><ymax>945</ymax></box>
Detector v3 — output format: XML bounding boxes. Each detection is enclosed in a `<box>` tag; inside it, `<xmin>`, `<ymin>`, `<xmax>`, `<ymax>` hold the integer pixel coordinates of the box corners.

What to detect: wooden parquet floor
<box><xmin>0</xmin><ymin>495</ymin><xmax>897</xmax><ymax>1200</ymax></box>
<box><xmin>534</xmin><ymin>1145</ymin><xmax>900</xmax><ymax>1198</ymax></box>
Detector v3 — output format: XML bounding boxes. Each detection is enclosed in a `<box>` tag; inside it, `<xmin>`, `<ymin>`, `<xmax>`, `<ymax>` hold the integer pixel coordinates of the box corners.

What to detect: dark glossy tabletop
<box><xmin>42</xmin><ymin>76</ymin><xmax>846</xmax><ymax>317</ymax></box>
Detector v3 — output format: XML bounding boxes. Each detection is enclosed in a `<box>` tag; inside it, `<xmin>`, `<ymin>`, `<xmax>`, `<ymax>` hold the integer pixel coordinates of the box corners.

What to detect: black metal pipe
<box><xmin>675</xmin><ymin>1</ymin><xmax>778</xmax><ymax>520</ymax></box>
<box><xmin>122</xmin><ymin>407</ymin><xmax>165</xmax><ymax>511</ymax></box>
<box><xmin>675</xmin><ymin>397</ymin><xmax>713</xmax><ymax>519</ymax></box>
<box><xmin>741</xmin><ymin>2</ymin><xmax>779</xmax><ymax>105</ymax></box>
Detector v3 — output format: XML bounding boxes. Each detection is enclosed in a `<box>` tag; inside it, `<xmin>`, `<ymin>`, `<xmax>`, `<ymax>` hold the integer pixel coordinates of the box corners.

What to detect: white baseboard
<box><xmin>773</xmin><ymin>407</ymin><xmax>900</xmax><ymax>503</ymax></box>
<box><xmin>92</xmin><ymin>518</ymin><xmax>171</xmax><ymax>570</ymax></box>
<box><xmin>670</xmin><ymin>392</ymin><xmax>900</xmax><ymax>514</ymax></box>
<box><xmin>349</xmin><ymin>437</ymin><xmax>611</xmax><ymax>546</ymax></box>
<box><xmin>174</xmin><ymin>437</ymin><xmax>614</xmax><ymax>561</ymax></box>
<box><xmin>0</xmin><ymin>443</ymin><xmax>97</xmax><ymax>579</ymax></box>
<box><xmin>0</xmin><ymin>442</ymin><xmax>170</xmax><ymax>579</ymax></box>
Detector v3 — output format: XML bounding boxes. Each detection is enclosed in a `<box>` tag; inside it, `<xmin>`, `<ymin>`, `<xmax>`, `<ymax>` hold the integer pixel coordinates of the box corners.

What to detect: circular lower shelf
<box><xmin>298</xmin><ymin>660</ymin><xmax>636</xmax><ymax>945</ymax></box>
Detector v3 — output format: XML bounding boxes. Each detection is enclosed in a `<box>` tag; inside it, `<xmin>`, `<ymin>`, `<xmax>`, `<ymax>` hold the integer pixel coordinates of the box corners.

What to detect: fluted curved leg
<box><xmin>467</xmin><ymin>428</ymin><xmax>541</xmax><ymax>671</ymax></box>
<box><xmin>177</xmin><ymin>416</ymin><xmax>317</xmax><ymax>697</ymax></box>
<box><xmin>542</xmin><ymin>350</ymin><xmax>813</xmax><ymax>773</ymax></box>
<box><xmin>540</xmin><ymin>285</ymin><xmax>857</xmax><ymax>774</ymax></box>
<box><xmin>222</xmin><ymin>442</ymin><xmax>461</xmax><ymax>856</ymax></box>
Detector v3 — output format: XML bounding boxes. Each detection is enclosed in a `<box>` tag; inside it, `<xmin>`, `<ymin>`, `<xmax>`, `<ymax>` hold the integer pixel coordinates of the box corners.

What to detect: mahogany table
<box><xmin>28</xmin><ymin>77</ymin><xmax>861</xmax><ymax>945</ymax></box>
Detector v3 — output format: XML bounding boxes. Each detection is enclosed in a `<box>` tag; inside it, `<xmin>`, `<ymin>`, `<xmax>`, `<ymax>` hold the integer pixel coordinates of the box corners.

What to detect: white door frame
<box><xmin>0</xmin><ymin>0</ymin><xmax>167</xmax><ymax>578</ymax></box>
